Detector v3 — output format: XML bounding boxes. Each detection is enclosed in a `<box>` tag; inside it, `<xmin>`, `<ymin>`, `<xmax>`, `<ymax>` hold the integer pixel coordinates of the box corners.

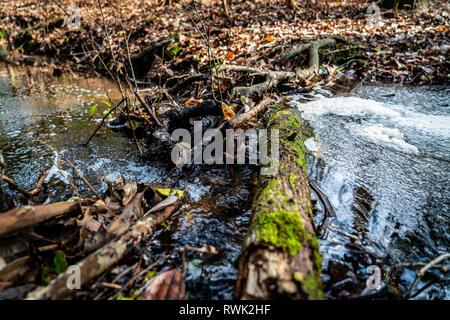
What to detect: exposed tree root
<box><xmin>217</xmin><ymin>38</ymin><xmax>336</xmax><ymax>97</ymax></box>
<box><xmin>167</xmin><ymin>74</ymin><xmax>209</xmax><ymax>94</ymax></box>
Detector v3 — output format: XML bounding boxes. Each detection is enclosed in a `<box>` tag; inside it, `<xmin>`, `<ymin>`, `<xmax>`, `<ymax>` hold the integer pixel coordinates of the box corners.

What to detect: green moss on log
<box><xmin>239</xmin><ymin>106</ymin><xmax>323</xmax><ymax>300</ymax></box>
<box><xmin>304</xmin><ymin>275</ymin><xmax>325</xmax><ymax>300</ymax></box>
<box><xmin>268</xmin><ymin>109</ymin><xmax>308</xmax><ymax>172</ymax></box>
<box><xmin>255</xmin><ymin>209</ymin><xmax>307</xmax><ymax>256</ymax></box>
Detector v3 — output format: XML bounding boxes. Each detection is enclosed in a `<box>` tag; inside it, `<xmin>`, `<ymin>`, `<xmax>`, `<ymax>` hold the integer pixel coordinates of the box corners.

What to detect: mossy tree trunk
<box><xmin>235</xmin><ymin>107</ymin><xmax>323</xmax><ymax>300</ymax></box>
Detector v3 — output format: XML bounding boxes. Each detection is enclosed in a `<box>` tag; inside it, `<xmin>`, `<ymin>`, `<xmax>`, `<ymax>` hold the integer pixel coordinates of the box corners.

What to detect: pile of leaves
<box><xmin>0</xmin><ymin>0</ymin><xmax>448</xmax><ymax>88</ymax></box>
<box><xmin>0</xmin><ymin>174</ymin><xmax>188</xmax><ymax>299</ymax></box>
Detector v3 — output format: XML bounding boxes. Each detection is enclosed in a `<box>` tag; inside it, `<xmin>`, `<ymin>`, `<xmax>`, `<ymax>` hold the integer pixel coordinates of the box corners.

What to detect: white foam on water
<box><xmin>291</xmin><ymin>96</ymin><xmax>401</xmax><ymax>120</ymax></box>
<box><xmin>356</xmin><ymin>125</ymin><xmax>419</xmax><ymax>154</ymax></box>
<box><xmin>304</xmin><ymin>137</ymin><xmax>319</xmax><ymax>152</ymax></box>
<box><xmin>397</xmin><ymin>113</ymin><xmax>450</xmax><ymax>138</ymax></box>
<box><xmin>291</xmin><ymin>96</ymin><xmax>450</xmax><ymax>153</ymax></box>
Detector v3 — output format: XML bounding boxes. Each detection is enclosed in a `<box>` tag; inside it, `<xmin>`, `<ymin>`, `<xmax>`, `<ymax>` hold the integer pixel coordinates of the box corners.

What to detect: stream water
<box><xmin>0</xmin><ymin>64</ymin><xmax>252</xmax><ymax>299</ymax></box>
<box><xmin>0</xmin><ymin>63</ymin><xmax>448</xmax><ymax>299</ymax></box>
<box><xmin>290</xmin><ymin>85</ymin><xmax>449</xmax><ymax>299</ymax></box>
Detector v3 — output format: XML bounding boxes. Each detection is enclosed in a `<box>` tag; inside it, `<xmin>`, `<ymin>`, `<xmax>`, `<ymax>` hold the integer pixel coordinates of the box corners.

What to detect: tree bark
<box><xmin>0</xmin><ymin>201</ymin><xmax>88</xmax><ymax>238</ymax></box>
<box><xmin>235</xmin><ymin>107</ymin><xmax>323</xmax><ymax>300</ymax></box>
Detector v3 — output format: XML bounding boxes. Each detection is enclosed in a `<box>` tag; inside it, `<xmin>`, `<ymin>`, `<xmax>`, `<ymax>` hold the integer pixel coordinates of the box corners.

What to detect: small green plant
<box><xmin>40</xmin><ymin>250</ymin><xmax>68</xmax><ymax>283</ymax></box>
<box><xmin>54</xmin><ymin>250</ymin><xmax>68</xmax><ymax>274</ymax></box>
<box><xmin>89</xmin><ymin>104</ymin><xmax>98</xmax><ymax>115</ymax></box>
<box><xmin>169</xmin><ymin>43</ymin><xmax>181</xmax><ymax>57</ymax></box>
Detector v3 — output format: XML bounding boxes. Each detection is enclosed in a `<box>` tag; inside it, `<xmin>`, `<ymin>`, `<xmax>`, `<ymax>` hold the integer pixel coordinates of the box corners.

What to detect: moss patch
<box><xmin>268</xmin><ymin>109</ymin><xmax>308</xmax><ymax>172</ymax></box>
<box><xmin>255</xmin><ymin>209</ymin><xmax>307</xmax><ymax>256</ymax></box>
<box><xmin>304</xmin><ymin>274</ymin><xmax>324</xmax><ymax>300</ymax></box>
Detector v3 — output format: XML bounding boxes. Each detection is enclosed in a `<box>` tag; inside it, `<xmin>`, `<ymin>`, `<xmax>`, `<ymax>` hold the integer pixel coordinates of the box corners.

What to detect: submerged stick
<box><xmin>65</xmin><ymin>159</ymin><xmax>102</xmax><ymax>200</ymax></box>
<box><xmin>407</xmin><ymin>253</ymin><xmax>450</xmax><ymax>298</ymax></box>
<box><xmin>84</xmin><ymin>98</ymin><xmax>126</xmax><ymax>146</ymax></box>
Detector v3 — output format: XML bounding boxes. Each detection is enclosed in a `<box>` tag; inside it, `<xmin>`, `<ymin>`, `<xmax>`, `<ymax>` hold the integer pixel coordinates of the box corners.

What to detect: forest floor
<box><xmin>0</xmin><ymin>0</ymin><xmax>448</xmax><ymax>90</ymax></box>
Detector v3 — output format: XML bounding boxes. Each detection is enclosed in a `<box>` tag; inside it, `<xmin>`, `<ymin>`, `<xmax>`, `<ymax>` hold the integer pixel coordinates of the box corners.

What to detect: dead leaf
<box><xmin>119</xmin><ymin>182</ymin><xmax>138</xmax><ymax>206</ymax></box>
<box><xmin>148</xmin><ymin>193</ymin><xmax>179</xmax><ymax>214</ymax></box>
<box><xmin>263</xmin><ymin>36</ymin><xmax>275</xmax><ymax>42</ymax></box>
<box><xmin>221</xmin><ymin>102</ymin><xmax>236</xmax><ymax>120</ymax></box>
<box><xmin>107</xmin><ymin>191</ymin><xmax>146</xmax><ymax>236</ymax></box>
<box><xmin>77</xmin><ymin>208</ymin><xmax>101</xmax><ymax>233</ymax></box>
<box><xmin>142</xmin><ymin>269</ymin><xmax>185</xmax><ymax>300</ymax></box>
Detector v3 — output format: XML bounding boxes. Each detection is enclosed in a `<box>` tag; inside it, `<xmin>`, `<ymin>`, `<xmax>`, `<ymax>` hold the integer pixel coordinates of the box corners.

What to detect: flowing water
<box><xmin>290</xmin><ymin>85</ymin><xmax>449</xmax><ymax>299</ymax></box>
<box><xmin>1</xmin><ymin>63</ymin><xmax>448</xmax><ymax>299</ymax></box>
<box><xmin>0</xmin><ymin>63</ymin><xmax>252</xmax><ymax>300</ymax></box>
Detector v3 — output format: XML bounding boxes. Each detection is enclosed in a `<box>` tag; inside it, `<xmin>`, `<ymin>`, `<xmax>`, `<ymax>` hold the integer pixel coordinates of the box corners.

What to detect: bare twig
<box><xmin>65</xmin><ymin>159</ymin><xmax>102</xmax><ymax>200</ymax></box>
<box><xmin>84</xmin><ymin>98</ymin><xmax>126</xmax><ymax>146</ymax></box>
<box><xmin>110</xmin><ymin>253</ymin><xmax>172</xmax><ymax>300</ymax></box>
<box><xmin>134</xmin><ymin>91</ymin><xmax>165</xmax><ymax>129</ymax></box>
<box><xmin>406</xmin><ymin>253</ymin><xmax>449</xmax><ymax>298</ymax></box>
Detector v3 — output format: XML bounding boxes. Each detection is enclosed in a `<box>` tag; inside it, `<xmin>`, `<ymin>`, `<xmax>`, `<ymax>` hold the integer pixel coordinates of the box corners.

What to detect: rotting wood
<box><xmin>218</xmin><ymin>38</ymin><xmax>336</xmax><ymax>97</ymax></box>
<box><xmin>235</xmin><ymin>106</ymin><xmax>323</xmax><ymax>300</ymax></box>
<box><xmin>0</xmin><ymin>201</ymin><xmax>89</xmax><ymax>238</ymax></box>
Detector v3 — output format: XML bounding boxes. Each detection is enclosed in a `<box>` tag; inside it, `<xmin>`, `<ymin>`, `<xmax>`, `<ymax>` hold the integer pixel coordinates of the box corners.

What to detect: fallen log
<box><xmin>26</xmin><ymin>198</ymin><xmax>181</xmax><ymax>300</ymax></box>
<box><xmin>0</xmin><ymin>201</ymin><xmax>88</xmax><ymax>238</ymax></box>
<box><xmin>235</xmin><ymin>107</ymin><xmax>323</xmax><ymax>300</ymax></box>
<box><xmin>159</xmin><ymin>100</ymin><xmax>223</xmax><ymax>130</ymax></box>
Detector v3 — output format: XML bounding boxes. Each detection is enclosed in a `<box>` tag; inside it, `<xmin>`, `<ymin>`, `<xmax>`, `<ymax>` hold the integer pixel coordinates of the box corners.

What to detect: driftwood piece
<box><xmin>235</xmin><ymin>107</ymin><xmax>323</xmax><ymax>300</ymax></box>
<box><xmin>26</xmin><ymin>199</ymin><xmax>181</xmax><ymax>300</ymax></box>
<box><xmin>0</xmin><ymin>201</ymin><xmax>87</xmax><ymax>238</ymax></box>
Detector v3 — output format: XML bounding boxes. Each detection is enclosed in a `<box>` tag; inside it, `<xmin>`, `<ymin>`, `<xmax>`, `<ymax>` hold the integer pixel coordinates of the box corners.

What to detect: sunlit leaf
<box><xmin>89</xmin><ymin>104</ymin><xmax>98</xmax><ymax>115</ymax></box>
<box><xmin>155</xmin><ymin>188</ymin><xmax>185</xmax><ymax>198</ymax></box>
<box><xmin>221</xmin><ymin>102</ymin><xmax>236</xmax><ymax>120</ymax></box>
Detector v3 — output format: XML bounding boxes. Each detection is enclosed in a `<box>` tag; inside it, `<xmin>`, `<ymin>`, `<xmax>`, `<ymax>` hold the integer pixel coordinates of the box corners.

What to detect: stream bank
<box><xmin>1</xmin><ymin>63</ymin><xmax>448</xmax><ymax>299</ymax></box>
